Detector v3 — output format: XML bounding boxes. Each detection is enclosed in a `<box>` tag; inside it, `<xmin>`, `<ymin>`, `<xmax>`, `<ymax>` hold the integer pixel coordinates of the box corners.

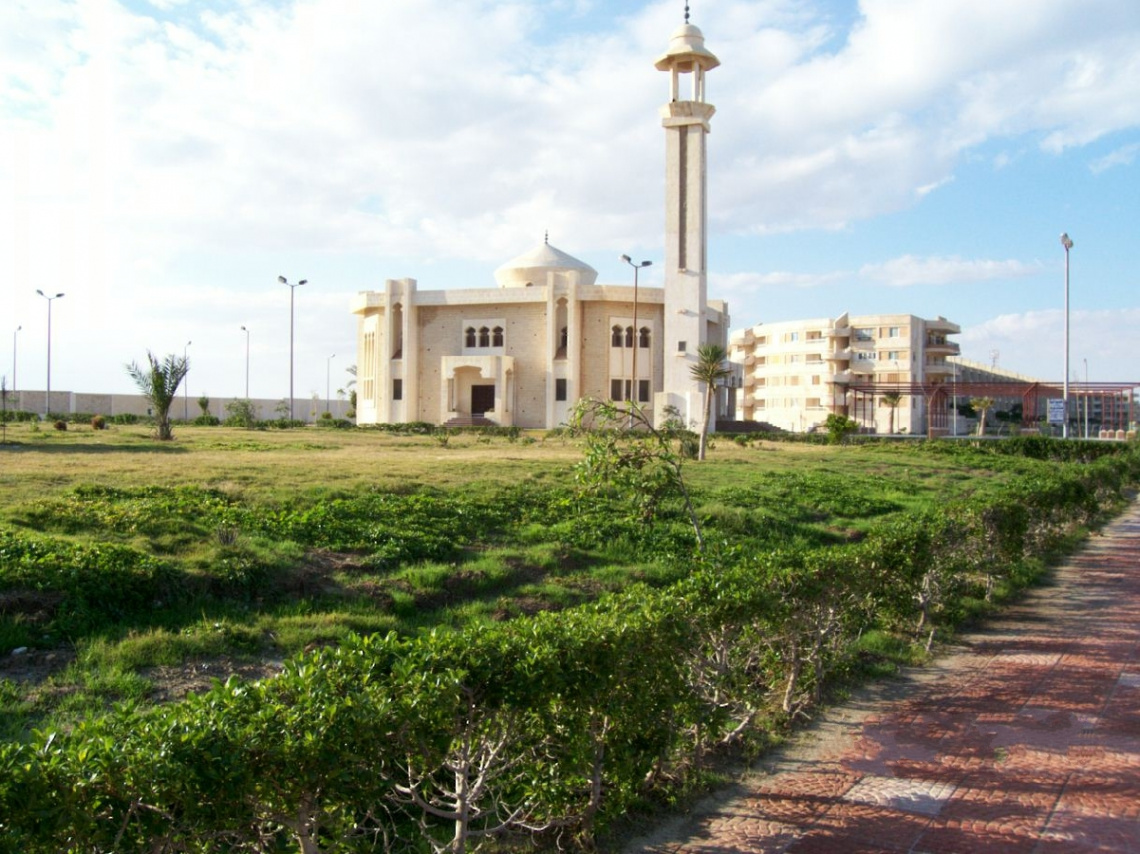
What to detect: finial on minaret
<box><xmin>544</xmin><ymin>230</ymin><xmax>549</xmax><ymax>245</ymax></box>
<box><xmin>684</xmin><ymin>3</ymin><xmax>690</xmax><ymax>23</ymax></box>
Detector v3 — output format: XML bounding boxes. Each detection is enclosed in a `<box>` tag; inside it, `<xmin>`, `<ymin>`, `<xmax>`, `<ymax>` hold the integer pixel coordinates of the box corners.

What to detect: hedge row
<box><xmin>1</xmin><ymin>452</ymin><xmax>1137</xmax><ymax>853</ymax></box>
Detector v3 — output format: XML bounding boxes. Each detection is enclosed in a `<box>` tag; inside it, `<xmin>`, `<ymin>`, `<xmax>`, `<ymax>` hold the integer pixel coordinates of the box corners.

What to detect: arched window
<box><xmin>492</xmin><ymin>326</ymin><xmax>504</xmax><ymax>347</ymax></box>
<box><xmin>639</xmin><ymin>326</ymin><xmax>651</xmax><ymax>348</ymax></box>
<box><xmin>465</xmin><ymin>327</ymin><xmax>477</xmax><ymax>348</ymax></box>
<box><xmin>479</xmin><ymin>326</ymin><xmax>491</xmax><ymax>348</ymax></box>
<box><xmin>624</xmin><ymin>326</ymin><xmax>634</xmax><ymax>348</ymax></box>
<box><xmin>611</xmin><ymin>325</ymin><xmax>623</xmax><ymax>347</ymax></box>
<box><xmin>559</xmin><ymin>326</ymin><xmax>568</xmax><ymax>350</ymax></box>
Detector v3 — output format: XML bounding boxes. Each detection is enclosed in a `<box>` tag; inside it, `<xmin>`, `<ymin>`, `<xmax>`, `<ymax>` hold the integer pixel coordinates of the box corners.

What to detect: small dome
<box><xmin>494</xmin><ymin>241</ymin><xmax>598</xmax><ymax>288</ymax></box>
<box><xmin>654</xmin><ymin>23</ymin><xmax>720</xmax><ymax>73</ymax></box>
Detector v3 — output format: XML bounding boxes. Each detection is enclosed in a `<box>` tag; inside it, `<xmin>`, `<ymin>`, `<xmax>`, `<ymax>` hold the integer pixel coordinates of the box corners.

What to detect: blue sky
<box><xmin>2</xmin><ymin>0</ymin><xmax>1138</xmax><ymax>402</ymax></box>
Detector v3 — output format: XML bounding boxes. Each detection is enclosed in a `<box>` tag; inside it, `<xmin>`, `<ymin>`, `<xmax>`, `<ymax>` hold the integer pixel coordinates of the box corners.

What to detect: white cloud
<box><xmin>960</xmin><ymin>308</ymin><xmax>1140</xmax><ymax>382</ymax></box>
<box><xmin>712</xmin><ymin>269</ymin><xmax>846</xmax><ymax>292</ymax></box>
<box><xmin>858</xmin><ymin>255</ymin><xmax>1044</xmax><ymax>287</ymax></box>
<box><xmin>1090</xmin><ymin>142</ymin><xmax>1140</xmax><ymax>174</ymax></box>
<box><xmin>2</xmin><ymin>1</ymin><xmax>1139</xmax><ymax>397</ymax></box>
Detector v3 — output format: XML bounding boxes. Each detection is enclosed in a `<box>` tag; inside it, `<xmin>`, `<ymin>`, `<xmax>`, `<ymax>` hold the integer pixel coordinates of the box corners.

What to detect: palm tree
<box><xmin>881</xmin><ymin>391</ymin><xmax>902</xmax><ymax>435</ymax></box>
<box><xmin>970</xmin><ymin>396</ymin><xmax>995</xmax><ymax>436</ymax></box>
<box><xmin>689</xmin><ymin>344</ymin><xmax>732</xmax><ymax>461</ymax></box>
<box><xmin>126</xmin><ymin>351</ymin><xmax>189</xmax><ymax>440</ymax></box>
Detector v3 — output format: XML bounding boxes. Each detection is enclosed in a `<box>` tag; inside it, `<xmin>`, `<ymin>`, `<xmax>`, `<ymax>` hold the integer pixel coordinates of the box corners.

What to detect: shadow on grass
<box><xmin>0</xmin><ymin>441</ymin><xmax>188</xmax><ymax>454</ymax></box>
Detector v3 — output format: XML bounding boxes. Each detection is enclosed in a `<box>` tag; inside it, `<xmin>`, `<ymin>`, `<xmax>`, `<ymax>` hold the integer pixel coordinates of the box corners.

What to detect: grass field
<box><xmin>0</xmin><ymin>421</ymin><xmax>1091</xmax><ymax>739</ymax></box>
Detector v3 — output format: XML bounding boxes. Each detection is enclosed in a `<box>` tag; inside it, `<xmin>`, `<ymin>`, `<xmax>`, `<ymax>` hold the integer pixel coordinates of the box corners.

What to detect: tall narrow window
<box><xmin>624</xmin><ymin>326</ymin><xmax>634</xmax><ymax>348</ymax></box>
<box><xmin>465</xmin><ymin>327</ymin><xmax>477</xmax><ymax>348</ymax></box>
<box><xmin>392</xmin><ymin>304</ymin><xmax>404</xmax><ymax>359</ymax></box>
<box><xmin>559</xmin><ymin>326</ymin><xmax>568</xmax><ymax>350</ymax></box>
<box><xmin>479</xmin><ymin>327</ymin><xmax>490</xmax><ymax>348</ymax></box>
<box><xmin>610</xmin><ymin>379</ymin><xmax>623</xmax><ymax>401</ymax></box>
<box><xmin>492</xmin><ymin>326</ymin><xmax>504</xmax><ymax>347</ymax></box>
<box><xmin>611</xmin><ymin>325</ymin><xmax>623</xmax><ymax>347</ymax></box>
<box><xmin>555</xmin><ymin>378</ymin><xmax>567</xmax><ymax>401</ymax></box>
<box><xmin>392</xmin><ymin>379</ymin><xmax>403</xmax><ymax>401</ymax></box>
<box><xmin>639</xmin><ymin>327</ymin><xmax>650</xmax><ymax>348</ymax></box>
<box><xmin>638</xmin><ymin>379</ymin><xmax>650</xmax><ymax>403</ymax></box>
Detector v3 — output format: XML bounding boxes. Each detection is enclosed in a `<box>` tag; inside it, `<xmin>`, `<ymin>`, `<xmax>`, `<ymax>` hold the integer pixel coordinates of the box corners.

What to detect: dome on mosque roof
<box><xmin>654</xmin><ymin>22</ymin><xmax>720</xmax><ymax>73</ymax></box>
<box><xmin>494</xmin><ymin>240</ymin><xmax>598</xmax><ymax>288</ymax></box>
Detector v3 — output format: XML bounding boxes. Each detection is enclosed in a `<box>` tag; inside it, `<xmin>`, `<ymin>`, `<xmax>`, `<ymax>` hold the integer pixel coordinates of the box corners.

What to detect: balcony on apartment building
<box><xmin>924</xmin><ymin>336</ymin><xmax>961</xmax><ymax>355</ymax></box>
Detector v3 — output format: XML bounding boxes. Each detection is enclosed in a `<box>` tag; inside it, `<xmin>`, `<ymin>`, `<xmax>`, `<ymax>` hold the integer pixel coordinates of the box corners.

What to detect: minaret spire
<box><xmin>655</xmin><ymin>15</ymin><xmax>718</xmax><ymax>427</ymax></box>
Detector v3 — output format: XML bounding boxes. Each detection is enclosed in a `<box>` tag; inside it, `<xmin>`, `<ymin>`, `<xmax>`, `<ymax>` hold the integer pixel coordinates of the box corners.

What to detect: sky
<box><xmin>2</xmin><ymin>0</ymin><xmax>1138</xmax><ymax>404</ymax></box>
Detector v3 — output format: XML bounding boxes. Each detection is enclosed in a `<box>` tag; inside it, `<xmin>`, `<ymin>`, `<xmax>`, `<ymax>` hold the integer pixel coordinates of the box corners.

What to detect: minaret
<box><xmin>655</xmin><ymin>9</ymin><xmax>719</xmax><ymax>426</ymax></box>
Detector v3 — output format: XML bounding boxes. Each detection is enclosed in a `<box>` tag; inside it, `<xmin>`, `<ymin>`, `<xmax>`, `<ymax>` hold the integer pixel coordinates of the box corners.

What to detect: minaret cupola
<box><xmin>654</xmin><ymin>11</ymin><xmax>720</xmax><ymax>103</ymax></box>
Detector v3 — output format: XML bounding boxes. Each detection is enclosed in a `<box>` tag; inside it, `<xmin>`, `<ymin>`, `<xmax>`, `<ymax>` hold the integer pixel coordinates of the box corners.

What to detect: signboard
<box><xmin>1047</xmin><ymin>398</ymin><xmax>1066</xmax><ymax>424</ymax></box>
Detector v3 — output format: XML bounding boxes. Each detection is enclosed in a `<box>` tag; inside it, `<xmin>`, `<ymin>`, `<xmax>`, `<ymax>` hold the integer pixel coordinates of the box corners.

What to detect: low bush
<box><xmin>3</xmin><ymin>442</ymin><xmax>1136</xmax><ymax>852</ymax></box>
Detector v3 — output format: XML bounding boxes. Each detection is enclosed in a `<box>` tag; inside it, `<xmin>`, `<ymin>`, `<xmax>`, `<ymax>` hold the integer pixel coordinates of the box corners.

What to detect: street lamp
<box><xmin>278</xmin><ymin>276</ymin><xmax>308</xmax><ymax>421</ymax></box>
<box><xmin>241</xmin><ymin>326</ymin><xmax>250</xmax><ymax>399</ymax></box>
<box><xmin>1083</xmin><ymin>358</ymin><xmax>1089</xmax><ymax>439</ymax></box>
<box><xmin>326</xmin><ymin>353</ymin><xmax>335</xmax><ymax>414</ymax></box>
<box><xmin>1060</xmin><ymin>232</ymin><xmax>1073</xmax><ymax>438</ymax></box>
<box><xmin>12</xmin><ymin>325</ymin><xmax>20</xmax><ymax>395</ymax></box>
<box><xmin>619</xmin><ymin>255</ymin><xmax>652</xmax><ymax>414</ymax></box>
<box><xmin>183</xmin><ymin>341</ymin><xmax>192</xmax><ymax>420</ymax></box>
<box><xmin>35</xmin><ymin>290</ymin><xmax>64</xmax><ymax>417</ymax></box>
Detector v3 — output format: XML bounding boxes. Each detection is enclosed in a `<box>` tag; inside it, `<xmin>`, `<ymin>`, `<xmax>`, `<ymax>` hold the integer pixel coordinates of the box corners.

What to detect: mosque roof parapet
<box><xmin>493</xmin><ymin>241</ymin><xmax>599</xmax><ymax>288</ymax></box>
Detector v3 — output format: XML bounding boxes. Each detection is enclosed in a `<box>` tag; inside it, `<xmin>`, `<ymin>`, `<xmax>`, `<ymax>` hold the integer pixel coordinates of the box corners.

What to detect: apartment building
<box><xmin>729</xmin><ymin>312</ymin><xmax>961</xmax><ymax>434</ymax></box>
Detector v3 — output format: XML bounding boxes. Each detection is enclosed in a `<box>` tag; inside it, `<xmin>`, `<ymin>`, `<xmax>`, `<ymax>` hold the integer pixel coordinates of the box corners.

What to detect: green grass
<box><xmin>0</xmin><ymin>422</ymin><xmax>1107</xmax><ymax>737</ymax></box>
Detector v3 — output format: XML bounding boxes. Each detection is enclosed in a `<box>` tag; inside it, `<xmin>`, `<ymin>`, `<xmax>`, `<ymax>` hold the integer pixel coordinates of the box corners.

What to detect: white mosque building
<box><xmin>351</xmin><ymin>15</ymin><xmax>729</xmax><ymax>430</ymax></box>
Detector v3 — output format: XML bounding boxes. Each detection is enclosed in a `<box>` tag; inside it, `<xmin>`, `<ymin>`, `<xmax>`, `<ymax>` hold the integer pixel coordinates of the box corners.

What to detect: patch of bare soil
<box><xmin>0</xmin><ymin>646</ymin><xmax>76</xmax><ymax>685</ymax></box>
<box><xmin>142</xmin><ymin>657</ymin><xmax>286</xmax><ymax>704</ymax></box>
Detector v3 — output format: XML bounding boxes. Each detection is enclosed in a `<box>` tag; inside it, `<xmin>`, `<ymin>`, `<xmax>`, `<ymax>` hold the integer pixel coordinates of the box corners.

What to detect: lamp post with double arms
<box><xmin>1060</xmin><ymin>233</ymin><xmax>1073</xmax><ymax>438</ymax></box>
<box><xmin>12</xmin><ymin>325</ymin><xmax>20</xmax><ymax>395</ymax></box>
<box><xmin>278</xmin><ymin>276</ymin><xmax>308</xmax><ymax>421</ymax></box>
<box><xmin>241</xmin><ymin>326</ymin><xmax>250</xmax><ymax>399</ymax></box>
<box><xmin>619</xmin><ymin>255</ymin><xmax>652</xmax><ymax>416</ymax></box>
<box><xmin>183</xmin><ymin>341</ymin><xmax>192</xmax><ymax>420</ymax></box>
<box><xmin>35</xmin><ymin>290</ymin><xmax>64</xmax><ymax>417</ymax></box>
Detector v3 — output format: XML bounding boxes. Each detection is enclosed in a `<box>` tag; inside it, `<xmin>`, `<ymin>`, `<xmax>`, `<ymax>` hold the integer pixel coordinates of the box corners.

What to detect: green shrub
<box><xmin>90</xmin><ymin>415</ymin><xmax>106</xmax><ymax>430</ymax></box>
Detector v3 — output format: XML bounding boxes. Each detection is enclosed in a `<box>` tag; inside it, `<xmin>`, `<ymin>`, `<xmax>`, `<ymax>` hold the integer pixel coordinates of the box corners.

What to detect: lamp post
<box><xmin>951</xmin><ymin>362</ymin><xmax>958</xmax><ymax>437</ymax></box>
<box><xmin>1060</xmin><ymin>233</ymin><xmax>1073</xmax><ymax>438</ymax></box>
<box><xmin>326</xmin><ymin>353</ymin><xmax>335</xmax><ymax>414</ymax></box>
<box><xmin>183</xmin><ymin>341</ymin><xmax>192</xmax><ymax>420</ymax></box>
<box><xmin>278</xmin><ymin>276</ymin><xmax>308</xmax><ymax>421</ymax></box>
<box><xmin>241</xmin><ymin>326</ymin><xmax>250</xmax><ymax>399</ymax></box>
<box><xmin>1083</xmin><ymin>358</ymin><xmax>1089</xmax><ymax>439</ymax></box>
<box><xmin>12</xmin><ymin>325</ymin><xmax>20</xmax><ymax>395</ymax></box>
<box><xmin>35</xmin><ymin>290</ymin><xmax>64</xmax><ymax>417</ymax></box>
<box><xmin>619</xmin><ymin>255</ymin><xmax>652</xmax><ymax>415</ymax></box>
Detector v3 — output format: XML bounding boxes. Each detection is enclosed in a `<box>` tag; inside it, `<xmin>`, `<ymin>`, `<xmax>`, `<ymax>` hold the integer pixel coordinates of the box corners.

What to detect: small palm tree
<box><xmin>881</xmin><ymin>391</ymin><xmax>903</xmax><ymax>435</ymax></box>
<box><xmin>689</xmin><ymin>344</ymin><xmax>732</xmax><ymax>461</ymax></box>
<box><xmin>970</xmin><ymin>396</ymin><xmax>995</xmax><ymax>436</ymax></box>
<box><xmin>126</xmin><ymin>351</ymin><xmax>189</xmax><ymax>440</ymax></box>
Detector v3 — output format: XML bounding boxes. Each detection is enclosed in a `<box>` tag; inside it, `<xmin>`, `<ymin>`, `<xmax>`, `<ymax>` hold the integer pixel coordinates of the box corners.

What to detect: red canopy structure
<box><xmin>844</xmin><ymin>380</ymin><xmax>1138</xmax><ymax>436</ymax></box>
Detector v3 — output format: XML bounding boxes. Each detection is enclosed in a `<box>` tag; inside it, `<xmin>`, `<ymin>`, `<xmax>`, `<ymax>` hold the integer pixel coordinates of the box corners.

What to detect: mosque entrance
<box><xmin>471</xmin><ymin>385</ymin><xmax>495</xmax><ymax>416</ymax></box>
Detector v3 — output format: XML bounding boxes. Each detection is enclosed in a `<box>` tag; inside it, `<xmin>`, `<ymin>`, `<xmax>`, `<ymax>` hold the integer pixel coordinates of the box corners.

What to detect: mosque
<box><xmin>350</xmin><ymin>13</ymin><xmax>730</xmax><ymax>430</ymax></box>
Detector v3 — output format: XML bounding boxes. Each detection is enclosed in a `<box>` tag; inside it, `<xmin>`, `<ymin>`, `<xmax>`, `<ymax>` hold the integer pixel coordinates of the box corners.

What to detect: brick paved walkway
<box><xmin>626</xmin><ymin>503</ymin><xmax>1140</xmax><ymax>854</ymax></box>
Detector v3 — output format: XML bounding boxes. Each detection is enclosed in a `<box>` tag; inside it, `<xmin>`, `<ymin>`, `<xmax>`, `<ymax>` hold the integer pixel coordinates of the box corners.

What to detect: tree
<box><xmin>125</xmin><ymin>351</ymin><xmax>188</xmax><ymax>441</ymax></box>
<box><xmin>570</xmin><ymin>398</ymin><xmax>704</xmax><ymax>550</ymax></box>
<box><xmin>881</xmin><ymin>391</ymin><xmax>902</xmax><ymax>435</ymax></box>
<box><xmin>824</xmin><ymin>413</ymin><xmax>858</xmax><ymax>445</ymax></box>
<box><xmin>970</xmin><ymin>397</ymin><xmax>995</xmax><ymax>436</ymax></box>
<box><xmin>688</xmin><ymin>344</ymin><xmax>732</xmax><ymax>461</ymax></box>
